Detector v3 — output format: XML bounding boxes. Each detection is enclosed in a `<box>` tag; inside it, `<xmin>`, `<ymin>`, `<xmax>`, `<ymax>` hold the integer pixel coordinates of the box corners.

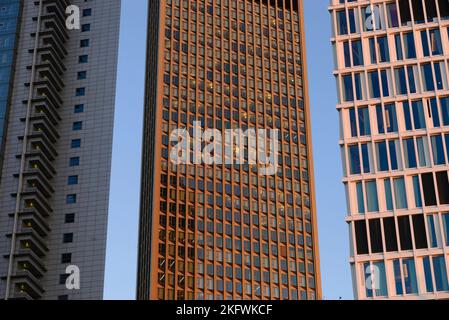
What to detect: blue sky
<box><xmin>103</xmin><ymin>1</ymin><xmax>353</xmax><ymax>300</ymax></box>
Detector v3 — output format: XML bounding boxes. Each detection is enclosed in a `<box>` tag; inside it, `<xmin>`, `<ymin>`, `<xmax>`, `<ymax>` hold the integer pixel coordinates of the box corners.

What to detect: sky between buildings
<box><xmin>103</xmin><ymin>0</ymin><xmax>353</xmax><ymax>300</ymax></box>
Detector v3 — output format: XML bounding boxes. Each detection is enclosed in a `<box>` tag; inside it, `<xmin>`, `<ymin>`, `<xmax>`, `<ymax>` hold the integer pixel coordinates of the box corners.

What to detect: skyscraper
<box><xmin>138</xmin><ymin>0</ymin><xmax>321</xmax><ymax>300</ymax></box>
<box><xmin>0</xmin><ymin>0</ymin><xmax>121</xmax><ymax>300</ymax></box>
<box><xmin>330</xmin><ymin>0</ymin><xmax>449</xmax><ymax>299</ymax></box>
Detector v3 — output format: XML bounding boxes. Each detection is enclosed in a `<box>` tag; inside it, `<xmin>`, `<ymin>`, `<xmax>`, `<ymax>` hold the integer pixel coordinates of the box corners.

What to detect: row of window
<box><xmin>350</xmin><ymin>171</ymin><xmax>449</xmax><ymax>215</ymax></box>
<box><xmin>354</xmin><ymin>213</ymin><xmax>449</xmax><ymax>255</ymax></box>
<box><xmin>334</xmin><ymin>0</ymin><xmax>449</xmax><ymax>36</ymax></box>
<box><xmin>361</xmin><ymin>255</ymin><xmax>449</xmax><ymax>298</ymax></box>
<box><xmin>340</xmin><ymin>60</ymin><xmax>448</xmax><ymax>102</ymax></box>
<box><xmin>347</xmin><ymin>134</ymin><xmax>449</xmax><ymax>177</ymax></box>
<box><xmin>341</xmin><ymin>27</ymin><xmax>445</xmax><ymax>69</ymax></box>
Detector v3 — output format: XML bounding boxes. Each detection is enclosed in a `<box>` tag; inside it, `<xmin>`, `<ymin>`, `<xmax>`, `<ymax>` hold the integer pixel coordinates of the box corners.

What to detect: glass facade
<box><xmin>331</xmin><ymin>0</ymin><xmax>449</xmax><ymax>299</ymax></box>
<box><xmin>0</xmin><ymin>0</ymin><xmax>20</xmax><ymax>171</ymax></box>
<box><xmin>138</xmin><ymin>0</ymin><xmax>321</xmax><ymax>301</ymax></box>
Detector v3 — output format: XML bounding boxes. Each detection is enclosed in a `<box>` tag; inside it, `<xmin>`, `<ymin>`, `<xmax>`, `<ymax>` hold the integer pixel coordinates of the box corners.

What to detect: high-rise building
<box><xmin>138</xmin><ymin>0</ymin><xmax>321</xmax><ymax>300</ymax></box>
<box><xmin>330</xmin><ymin>0</ymin><xmax>449</xmax><ymax>299</ymax></box>
<box><xmin>0</xmin><ymin>0</ymin><xmax>121</xmax><ymax>300</ymax></box>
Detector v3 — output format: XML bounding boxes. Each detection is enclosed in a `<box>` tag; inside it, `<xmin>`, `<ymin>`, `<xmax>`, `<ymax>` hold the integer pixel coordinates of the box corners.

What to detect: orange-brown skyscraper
<box><xmin>138</xmin><ymin>0</ymin><xmax>321</xmax><ymax>300</ymax></box>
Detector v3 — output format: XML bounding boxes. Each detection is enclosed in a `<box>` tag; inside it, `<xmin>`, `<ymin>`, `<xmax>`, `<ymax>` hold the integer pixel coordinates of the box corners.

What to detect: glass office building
<box><xmin>330</xmin><ymin>0</ymin><xmax>449</xmax><ymax>299</ymax></box>
<box><xmin>0</xmin><ymin>0</ymin><xmax>21</xmax><ymax>175</ymax></box>
<box><xmin>138</xmin><ymin>0</ymin><xmax>321</xmax><ymax>300</ymax></box>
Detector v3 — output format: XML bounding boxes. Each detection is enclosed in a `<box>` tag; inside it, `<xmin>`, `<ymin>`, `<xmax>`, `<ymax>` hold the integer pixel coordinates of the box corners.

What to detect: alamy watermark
<box><xmin>65</xmin><ymin>5</ymin><xmax>81</xmax><ymax>30</ymax></box>
<box><xmin>65</xmin><ymin>265</ymin><xmax>80</xmax><ymax>290</ymax></box>
<box><xmin>170</xmin><ymin>121</ymin><xmax>279</xmax><ymax>176</ymax></box>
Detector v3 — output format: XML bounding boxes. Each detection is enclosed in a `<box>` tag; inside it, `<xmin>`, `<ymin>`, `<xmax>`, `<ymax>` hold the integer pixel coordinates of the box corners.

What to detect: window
<box><xmin>80</xmin><ymin>39</ymin><xmax>90</xmax><ymax>47</ymax></box>
<box><xmin>68</xmin><ymin>176</ymin><xmax>79</xmax><ymax>185</ymax></box>
<box><xmin>342</xmin><ymin>74</ymin><xmax>353</xmax><ymax>102</ymax></box>
<box><xmin>59</xmin><ymin>274</ymin><xmax>69</xmax><ymax>285</ymax></box>
<box><xmin>83</xmin><ymin>8</ymin><xmax>92</xmax><ymax>17</ymax></box>
<box><xmin>63</xmin><ymin>233</ymin><xmax>74</xmax><ymax>243</ymax></box>
<box><xmin>422</xmin><ymin>173</ymin><xmax>437</xmax><ymax>206</ymax></box>
<box><xmin>386</xmin><ymin>3</ymin><xmax>399</xmax><ymax>28</ymax></box>
<box><xmin>443</xmin><ymin>214</ymin><xmax>449</xmax><ymax>246</ymax></box>
<box><xmin>436</xmin><ymin>171</ymin><xmax>449</xmax><ymax>204</ymax></box>
<box><xmin>69</xmin><ymin>157</ymin><xmax>80</xmax><ymax>167</ymax></box>
<box><xmin>65</xmin><ymin>213</ymin><xmax>75</xmax><ymax>224</ymax></box>
<box><xmin>356</xmin><ymin>182</ymin><xmax>365</xmax><ymax>214</ymax></box>
<box><xmin>76</xmin><ymin>87</ymin><xmax>86</xmax><ymax>96</ymax></box>
<box><xmin>403</xmin><ymin>32</ymin><xmax>416</xmax><ymax>59</ymax></box>
<box><xmin>394</xmin><ymin>258</ymin><xmax>418</xmax><ymax>295</ymax></box>
<box><xmin>423</xmin><ymin>256</ymin><xmax>449</xmax><ymax>293</ymax></box>
<box><xmin>77</xmin><ymin>71</ymin><xmax>87</xmax><ymax>80</ymax></box>
<box><xmin>66</xmin><ymin>194</ymin><xmax>77</xmax><ymax>205</ymax></box>
<box><xmin>349</xmin><ymin>145</ymin><xmax>361</xmax><ymax>175</ymax></box>
<box><xmin>384</xmin><ymin>217</ymin><xmax>398</xmax><ymax>251</ymax></box>
<box><xmin>81</xmin><ymin>24</ymin><xmax>91</xmax><ymax>32</ymax></box>
<box><xmin>431</xmin><ymin>135</ymin><xmax>446</xmax><ymax>165</ymax></box>
<box><xmin>73</xmin><ymin>122</ymin><xmax>83</xmax><ymax>131</ymax></box>
<box><xmin>61</xmin><ymin>253</ymin><xmax>72</xmax><ymax>264</ymax></box>
<box><xmin>384</xmin><ymin>179</ymin><xmax>394</xmax><ymax>211</ymax></box>
<box><xmin>369</xmin><ymin>219</ymin><xmax>383</xmax><ymax>253</ymax></box>
<box><xmin>376</xmin><ymin>141</ymin><xmax>389</xmax><ymax>172</ymax></box>
<box><xmin>79</xmin><ymin>55</ymin><xmax>88</xmax><ymax>63</ymax></box>
<box><xmin>366</xmin><ymin>181</ymin><xmax>379</xmax><ymax>212</ymax></box>
<box><xmin>403</xmin><ymin>138</ymin><xmax>417</xmax><ymax>168</ymax></box>
<box><xmin>336</xmin><ymin>10</ymin><xmax>348</xmax><ymax>35</ymax></box>
<box><xmin>71</xmin><ymin>139</ymin><xmax>81</xmax><ymax>149</ymax></box>
<box><xmin>364</xmin><ymin>262</ymin><xmax>387</xmax><ymax>298</ymax></box>
<box><xmin>358</xmin><ymin>107</ymin><xmax>370</xmax><ymax>136</ymax></box>
<box><xmin>355</xmin><ymin>221</ymin><xmax>368</xmax><ymax>254</ymax></box>
<box><xmin>412</xmin><ymin>176</ymin><xmax>422</xmax><ymax>208</ymax></box>
<box><xmin>74</xmin><ymin>104</ymin><xmax>84</xmax><ymax>113</ymax></box>
<box><xmin>394</xmin><ymin>178</ymin><xmax>408</xmax><ymax>209</ymax></box>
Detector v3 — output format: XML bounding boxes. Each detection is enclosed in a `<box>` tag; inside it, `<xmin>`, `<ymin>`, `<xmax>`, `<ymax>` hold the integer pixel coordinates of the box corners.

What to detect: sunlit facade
<box><xmin>138</xmin><ymin>0</ymin><xmax>321</xmax><ymax>300</ymax></box>
<box><xmin>330</xmin><ymin>0</ymin><xmax>449</xmax><ymax>299</ymax></box>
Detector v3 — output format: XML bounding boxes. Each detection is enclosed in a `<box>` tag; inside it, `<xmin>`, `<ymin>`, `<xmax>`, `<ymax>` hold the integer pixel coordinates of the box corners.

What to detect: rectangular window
<box><xmin>72</xmin><ymin>121</ymin><xmax>83</xmax><ymax>131</ymax></box>
<box><xmin>412</xmin><ymin>100</ymin><xmax>426</xmax><ymax>129</ymax></box>
<box><xmin>443</xmin><ymin>214</ymin><xmax>449</xmax><ymax>246</ymax></box>
<box><xmin>71</xmin><ymin>139</ymin><xmax>81</xmax><ymax>149</ymax></box>
<box><xmin>77</xmin><ymin>71</ymin><xmax>87</xmax><ymax>80</ymax></box>
<box><xmin>63</xmin><ymin>233</ymin><xmax>74</xmax><ymax>243</ymax></box>
<box><xmin>79</xmin><ymin>55</ymin><xmax>88</xmax><ymax>63</ymax></box>
<box><xmin>384</xmin><ymin>217</ymin><xmax>398</xmax><ymax>251</ymax></box>
<box><xmin>369</xmin><ymin>219</ymin><xmax>383</xmax><ymax>253</ymax></box>
<box><xmin>66</xmin><ymin>194</ymin><xmax>77</xmax><ymax>204</ymax></box>
<box><xmin>337</xmin><ymin>10</ymin><xmax>348</xmax><ymax>35</ymax></box>
<box><xmin>412</xmin><ymin>176</ymin><xmax>422</xmax><ymax>208</ymax></box>
<box><xmin>74</xmin><ymin>104</ymin><xmax>84</xmax><ymax>113</ymax></box>
<box><xmin>394</xmin><ymin>178</ymin><xmax>408</xmax><ymax>209</ymax></box>
<box><xmin>76</xmin><ymin>87</ymin><xmax>86</xmax><ymax>96</ymax></box>
<box><xmin>431</xmin><ymin>135</ymin><xmax>446</xmax><ymax>165</ymax></box>
<box><xmin>376</xmin><ymin>141</ymin><xmax>389</xmax><ymax>172</ymax></box>
<box><xmin>80</xmin><ymin>39</ymin><xmax>90</xmax><ymax>48</ymax></box>
<box><xmin>422</xmin><ymin>173</ymin><xmax>437</xmax><ymax>206</ymax></box>
<box><xmin>436</xmin><ymin>171</ymin><xmax>449</xmax><ymax>204</ymax></box>
<box><xmin>349</xmin><ymin>145</ymin><xmax>361</xmax><ymax>175</ymax></box>
<box><xmin>68</xmin><ymin>176</ymin><xmax>79</xmax><ymax>185</ymax></box>
<box><xmin>356</xmin><ymin>182</ymin><xmax>365</xmax><ymax>214</ymax></box>
<box><xmin>69</xmin><ymin>157</ymin><xmax>80</xmax><ymax>167</ymax></box>
<box><xmin>433</xmin><ymin>256</ymin><xmax>449</xmax><ymax>292</ymax></box>
<box><xmin>403</xmin><ymin>138</ymin><xmax>417</xmax><ymax>168</ymax></box>
<box><xmin>366</xmin><ymin>181</ymin><xmax>379</xmax><ymax>212</ymax></box>
<box><xmin>358</xmin><ymin>107</ymin><xmax>371</xmax><ymax>136</ymax></box>
<box><xmin>355</xmin><ymin>221</ymin><xmax>369</xmax><ymax>254</ymax></box>
<box><xmin>384</xmin><ymin>179</ymin><xmax>394</xmax><ymax>211</ymax></box>
<box><xmin>393</xmin><ymin>258</ymin><xmax>418</xmax><ymax>295</ymax></box>
<box><xmin>413</xmin><ymin>214</ymin><xmax>428</xmax><ymax>249</ymax></box>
